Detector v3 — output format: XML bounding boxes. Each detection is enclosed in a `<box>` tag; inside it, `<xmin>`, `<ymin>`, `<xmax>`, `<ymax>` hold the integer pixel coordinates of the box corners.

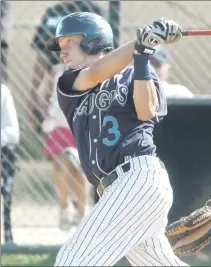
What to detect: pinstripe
<box><xmin>57</xmin><ymin>154</ymin><xmax>139</xmax><ymax>265</ymax></box>
<box><xmin>135</xmin><ymin>251</ymin><xmax>155</xmax><ymax>266</ymax></box>
<box><xmin>130</xmin><ymin>248</ymin><xmax>156</xmax><ymax>266</ymax></box>
<box><xmin>56</xmin><ymin>187</ymin><xmax>115</xmax><ymax>265</ymax></box>
<box><xmin>80</xmin><ymin>171</ymin><xmax>155</xmax><ymax>265</ymax></box>
<box><xmin>128</xmin><ymin>233</ymin><xmax>188</xmax><ymax>267</ymax></box>
<box><xmin>97</xmin><ymin>200</ymin><xmax>167</xmax><ymax>266</ymax></box>
<box><xmin>124</xmin><ymin>218</ymin><xmax>167</xmax><ymax>267</ymax></box>
<box><xmin>151</xmin><ymin>235</ymin><xmax>178</xmax><ymax>266</ymax></box>
<box><xmin>74</xmin><ymin>171</ymin><xmax>135</xmax><ymax>265</ymax></box>
<box><xmin>100</xmin><ymin>165</ymin><xmax>141</xmax><ymax>227</ymax></box>
<box><xmin>104</xmin><ymin>200</ymin><xmax>167</xmax><ymax>266</ymax></box>
<box><xmin>145</xmin><ymin>156</ymin><xmax>148</xmax><ymax>168</ymax></box>
<box><xmin>157</xmin><ymin>235</ymin><xmax>174</xmax><ymax>266</ymax></box>
<box><xmin>109</xmin><ymin>200</ymin><xmax>168</xmax><ymax>266</ymax></box>
<box><xmin>175</xmin><ymin>258</ymin><xmax>182</xmax><ymax>266</ymax></box>
<box><xmin>128</xmin><ymin>249</ymin><xmax>147</xmax><ymax>266</ymax></box>
<box><xmin>133</xmin><ymin>246</ymin><xmax>164</xmax><ymax>266</ymax></box>
<box><xmin>61</xmin><ymin>168</ymin><xmax>135</xmax><ymax>266</ymax></box>
<box><xmin>126</xmin><ymin>229</ymin><xmax>163</xmax><ymax>267</ymax></box>
<box><xmin>62</xmin><ymin>163</ymin><xmax>136</xmax><ymax>265</ymax></box>
<box><xmin>98</xmin><ymin>185</ymin><xmax>159</xmax><ymax>247</ymax></box>
<box><xmin>107</xmin><ymin>169</ymin><xmax>150</xmax><ymax>225</ymax></box>
<box><xmin>98</xmin><ymin>169</ymin><xmax>149</xmax><ymax>236</ymax></box>
<box><xmin>55</xmin><ymin>156</ymin><xmax>188</xmax><ymax>267</ymax></box>
<box><xmin>149</xmin><ymin>237</ymin><xmax>163</xmax><ymax>263</ymax></box>
<box><xmin>63</xmin><ymin>177</ymin><xmax>129</xmax><ymax>266</ymax></box>
<box><xmin>137</xmin><ymin>205</ymin><xmax>168</xmax><ymax>243</ymax></box>
<box><xmin>126</xmin><ymin>254</ymin><xmax>140</xmax><ymax>266</ymax></box>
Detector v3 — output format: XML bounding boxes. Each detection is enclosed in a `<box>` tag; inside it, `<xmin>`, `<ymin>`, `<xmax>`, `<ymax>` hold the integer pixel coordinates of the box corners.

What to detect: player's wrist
<box><xmin>133</xmin><ymin>53</ymin><xmax>151</xmax><ymax>81</ymax></box>
<box><xmin>134</xmin><ymin>42</ymin><xmax>156</xmax><ymax>56</ymax></box>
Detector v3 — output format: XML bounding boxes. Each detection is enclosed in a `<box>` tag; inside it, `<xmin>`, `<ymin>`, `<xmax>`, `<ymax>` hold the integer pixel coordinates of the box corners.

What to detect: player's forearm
<box><xmin>91</xmin><ymin>40</ymin><xmax>136</xmax><ymax>83</ymax></box>
<box><xmin>133</xmin><ymin>54</ymin><xmax>158</xmax><ymax>121</ymax></box>
<box><xmin>74</xmin><ymin>40</ymin><xmax>136</xmax><ymax>91</ymax></box>
<box><xmin>133</xmin><ymin>80</ymin><xmax>158</xmax><ymax>121</ymax></box>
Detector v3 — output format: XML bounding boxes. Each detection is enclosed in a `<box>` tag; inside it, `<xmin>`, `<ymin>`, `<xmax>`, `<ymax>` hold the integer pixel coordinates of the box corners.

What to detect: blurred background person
<box><xmin>41</xmin><ymin>74</ymin><xmax>89</xmax><ymax>231</ymax></box>
<box><xmin>1</xmin><ymin>83</ymin><xmax>20</xmax><ymax>244</ymax></box>
<box><xmin>150</xmin><ymin>46</ymin><xmax>194</xmax><ymax>98</ymax></box>
<box><xmin>30</xmin><ymin>1</ymin><xmax>105</xmax><ymax>230</ymax></box>
<box><xmin>1</xmin><ymin>0</ymin><xmax>13</xmax><ymax>84</ymax></box>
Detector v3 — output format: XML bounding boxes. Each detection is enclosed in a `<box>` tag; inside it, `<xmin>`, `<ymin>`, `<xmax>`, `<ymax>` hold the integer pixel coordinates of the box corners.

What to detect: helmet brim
<box><xmin>45</xmin><ymin>37</ymin><xmax>61</xmax><ymax>51</ymax></box>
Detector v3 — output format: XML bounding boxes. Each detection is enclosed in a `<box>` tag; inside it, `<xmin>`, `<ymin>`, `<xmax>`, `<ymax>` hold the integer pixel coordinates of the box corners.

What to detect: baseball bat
<box><xmin>182</xmin><ymin>30</ymin><xmax>211</xmax><ymax>36</ymax></box>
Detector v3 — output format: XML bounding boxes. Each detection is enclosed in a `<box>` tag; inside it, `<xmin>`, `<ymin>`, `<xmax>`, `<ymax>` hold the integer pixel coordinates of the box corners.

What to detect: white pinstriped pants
<box><xmin>55</xmin><ymin>155</ymin><xmax>189</xmax><ymax>266</ymax></box>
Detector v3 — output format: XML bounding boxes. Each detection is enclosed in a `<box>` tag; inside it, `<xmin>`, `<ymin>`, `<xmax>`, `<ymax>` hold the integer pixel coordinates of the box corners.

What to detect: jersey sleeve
<box><xmin>58</xmin><ymin>68</ymin><xmax>92</xmax><ymax>96</ymax></box>
<box><xmin>57</xmin><ymin>69</ymin><xmax>93</xmax><ymax>128</ymax></box>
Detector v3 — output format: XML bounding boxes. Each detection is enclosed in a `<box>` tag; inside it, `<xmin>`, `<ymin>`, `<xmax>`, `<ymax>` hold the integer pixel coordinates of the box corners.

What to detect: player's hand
<box><xmin>135</xmin><ymin>18</ymin><xmax>182</xmax><ymax>55</ymax></box>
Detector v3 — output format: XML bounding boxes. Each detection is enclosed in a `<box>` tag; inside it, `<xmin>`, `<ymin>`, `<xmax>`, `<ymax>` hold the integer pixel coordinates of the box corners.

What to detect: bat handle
<box><xmin>182</xmin><ymin>30</ymin><xmax>211</xmax><ymax>36</ymax></box>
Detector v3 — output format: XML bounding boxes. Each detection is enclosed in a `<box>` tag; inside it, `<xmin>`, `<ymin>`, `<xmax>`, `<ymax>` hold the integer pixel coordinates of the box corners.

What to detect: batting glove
<box><xmin>135</xmin><ymin>18</ymin><xmax>182</xmax><ymax>55</ymax></box>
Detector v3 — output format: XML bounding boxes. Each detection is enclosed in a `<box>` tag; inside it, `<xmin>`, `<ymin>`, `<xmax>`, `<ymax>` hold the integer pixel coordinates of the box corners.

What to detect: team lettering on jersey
<box><xmin>73</xmin><ymin>84</ymin><xmax>128</xmax><ymax>121</ymax></box>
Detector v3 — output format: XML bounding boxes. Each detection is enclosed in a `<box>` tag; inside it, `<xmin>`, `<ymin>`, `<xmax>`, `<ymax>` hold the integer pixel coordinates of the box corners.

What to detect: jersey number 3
<box><xmin>102</xmin><ymin>116</ymin><xmax>120</xmax><ymax>146</ymax></box>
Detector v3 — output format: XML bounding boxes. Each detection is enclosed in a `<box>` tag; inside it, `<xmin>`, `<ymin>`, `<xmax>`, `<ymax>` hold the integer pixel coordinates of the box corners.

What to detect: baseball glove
<box><xmin>166</xmin><ymin>199</ymin><xmax>211</xmax><ymax>256</ymax></box>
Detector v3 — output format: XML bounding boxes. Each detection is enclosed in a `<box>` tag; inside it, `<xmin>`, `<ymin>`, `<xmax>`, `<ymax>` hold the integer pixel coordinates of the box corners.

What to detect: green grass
<box><xmin>2</xmin><ymin>253</ymin><xmax>210</xmax><ymax>266</ymax></box>
<box><xmin>1</xmin><ymin>253</ymin><xmax>55</xmax><ymax>266</ymax></box>
<box><xmin>1</xmin><ymin>253</ymin><xmax>130</xmax><ymax>266</ymax></box>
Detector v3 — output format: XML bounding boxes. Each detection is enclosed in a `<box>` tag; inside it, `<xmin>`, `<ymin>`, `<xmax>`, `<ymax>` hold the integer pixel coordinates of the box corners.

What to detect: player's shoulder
<box><xmin>58</xmin><ymin>68</ymin><xmax>82</xmax><ymax>95</ymax></box>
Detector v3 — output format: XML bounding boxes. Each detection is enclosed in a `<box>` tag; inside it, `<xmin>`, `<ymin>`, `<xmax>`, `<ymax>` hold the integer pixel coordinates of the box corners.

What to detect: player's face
<box><xmin>58</xmin><ymin>35</ymin><xmax>87</xmax><ymax>69</ymax></box>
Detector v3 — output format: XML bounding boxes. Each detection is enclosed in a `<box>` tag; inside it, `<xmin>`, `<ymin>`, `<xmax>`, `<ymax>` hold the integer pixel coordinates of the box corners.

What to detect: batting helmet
<box><xmin>46</xmin><ymin>12</ymin><xmax>114</xmax><ymax>55</ymax></box>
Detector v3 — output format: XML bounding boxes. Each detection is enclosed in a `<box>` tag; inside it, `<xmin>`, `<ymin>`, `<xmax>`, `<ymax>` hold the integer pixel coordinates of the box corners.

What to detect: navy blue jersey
<box><xmin>57</xmin><ymin>65</ymin><xmax>167</xmax><ymax>186</ymax></box>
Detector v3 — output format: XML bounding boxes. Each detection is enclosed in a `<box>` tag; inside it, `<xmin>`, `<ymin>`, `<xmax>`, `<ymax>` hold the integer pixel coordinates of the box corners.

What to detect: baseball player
<box><xmin>46</xmin><ymin>13</ymin><xmax>189</xmax><ymax>266</ymax></box>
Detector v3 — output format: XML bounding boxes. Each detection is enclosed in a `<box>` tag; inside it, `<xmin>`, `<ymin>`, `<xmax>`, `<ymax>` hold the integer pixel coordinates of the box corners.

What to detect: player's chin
<box><xmin>67</xmin><ymin>62</ymin><xmax>80</xmax><ymax>70</ymax></box>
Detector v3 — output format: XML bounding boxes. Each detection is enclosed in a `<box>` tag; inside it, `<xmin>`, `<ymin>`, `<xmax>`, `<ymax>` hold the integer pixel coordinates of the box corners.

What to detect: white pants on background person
<box><xmin>55</xmin><ymin>155</ymin><xmax>188</xmax><ymax>266</ymax></box>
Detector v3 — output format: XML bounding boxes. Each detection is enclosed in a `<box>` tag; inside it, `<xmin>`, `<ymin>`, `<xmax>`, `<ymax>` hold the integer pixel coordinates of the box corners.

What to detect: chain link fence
<box><xmin>1</xmin><ymin>0</ymin><xmax>211</xmax><ymax>254</ymax></box>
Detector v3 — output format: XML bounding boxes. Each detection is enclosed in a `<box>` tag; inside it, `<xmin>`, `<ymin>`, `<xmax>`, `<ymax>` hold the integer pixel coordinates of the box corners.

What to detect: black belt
<box><xmin>97</xmin><ymin>158</ymin><xmax>166</xmax><ymax>197</ymax></box>
<box><xmin>97</xmin><ymin>161</ymin><xmax>131</xmax><ymax>197</ymax></box>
